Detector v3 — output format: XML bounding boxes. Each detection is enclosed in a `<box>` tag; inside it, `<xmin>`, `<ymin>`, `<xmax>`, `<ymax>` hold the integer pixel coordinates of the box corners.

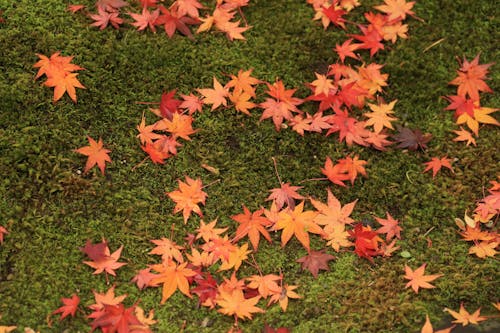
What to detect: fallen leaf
<box><xmin>423</xmin><ymin>157</ymin><xmax>454</xmax><ymax>178</ymax></box>
<box><xmin>404</xmin><ymin>263</ymin><xmax>442</xmax><ymax>294</ymax></box>
<box><xmin>51</xmin><ymin>294</ymin><xmax>80</xmax><ymax>321</ymax></box>
<box><xmin>167</xmin><ymin>176</ymin><xmax>208</xmax><ymax>223</ymax></box>
<box><xmin>444</xmin><ymin>303</ymin><xmax>487</xmax><ymax>326</ymax></box>
<box><xmin>74</xmin><ymin>136</ymin><xmax>112</xmax><ymax>175</ymax></box>
<box><xmin>296</xmin><ymin>249</ymin><xmax>335</xmax><ymax>278</ymax></box>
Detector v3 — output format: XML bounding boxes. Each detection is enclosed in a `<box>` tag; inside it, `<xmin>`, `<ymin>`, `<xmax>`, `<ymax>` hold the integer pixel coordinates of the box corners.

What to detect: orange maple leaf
<box><xmin>136</xmin><ymin>115</ymin><xmax>163</xmax><ymax>145</ymax></box>
<box><xmin>226</xmin><ymin>69</ymin><xmax>261</xmax><ymax>97</ymax></box>
<box><xmin>150</xmin><ymin>260</ymin><xmax>197</xmax><ymax>303</ymax></box>
<box><xmin>468</xmin><ymin>241</ymin><xmax>498</xmax><ymax>258</ymax></box>
<box><xmin>310</xmin><ymin>188</ymin><xmax>357</xmax><ymax>228</ymax></box>
<box><xmin>310</xmin><ymin>73</ymin><xmax>336</xmax><ymax>96</ymax></box>
<box><xmin>404</xmin><ymin>263</ymin><xmax>443</xmax><ymax>293</ymax></box>
<box><xmin>129</xmin><ymin>8</ymin><xmax>160</xmax><ymax>32</ymax></box>
<box><xmin>167</xmin><ymin>176</ymin><xmax>207</xmax><ymax>223</ymax></box>
<box><xmin>322</xmin><ymin>155</ymin><xmax>367</xmax><ymax>186</ymax></box>
<box><xmin>43</xmin><ymin>70</ymin><xmax>85</xmax><ymax>103</ymax></box>
<box><xmin>420</xmin><ymin>314</ymin><xmax>455</xmax><ymax>333</ymax></box>
<box><xmin>423</xmin><ymin>157</ymin><xmax>454</xmax><ymax>178</ymax></box>
<box><xmin>272</xmin><ymin>201</ymin><xmax>323</xmax><ymax>252</ymax></box>
<box><xmin>444</xmin><ymin>303</ymin><xmax>488</xmax><ymax>326</ymax></box>
<box><xmin>229</xmin><ymin>89</ymin><xmax>257</xmax><ymax>115</ymax></box>
<box><xmin>149</xmin><ymin>238</ymin><xmax>184</xmax><ymax>263</ymax></box>
<box><xmin>364</xmin><ymin>99</ymin><xmax>398</xmax><ymax>133</ymax></box>
<box><xmin>246</xmin><ymin>274</ymin><xmax>281</xmax><ymax>298</ymax></box>
<box><xmin>449</xmin><ymin>54</ymin><xmax>493</xmax><ymax>100</ymax></box>
<box><xmin>218</xmin><ymin>243</ymin><xmax>251</xmax><ymax>271</ymax></box>
<box><xmin>154</xmin><ymin>112</ymin><xmax>197</xmax><ymax>140</ymax></box>
<box><xmin>375</xmin><ymin>212</ymin><xmax>402</xmax><ymax>241</ymax></box>
<box><xmin>74</xmin><ymin>136</ymin><xmax>112</xmax><ymax>175</ymax></box>
<box><xmin>452</xmin><ymin>127</ymin><xmax>476</xmax><ymax>146</ymax></box>
<box><xmin>195</xmin><ymin>219</ymin><xmax>228</xmax><ymax>242</ymax></box>
<box><xmin>231</xmin><ymin>206</ymin><xmax>273</xmax><ymax>251</ymax></box>
<box><xmin>88</xmin><ymin>286</ymin><xmax>127</xmax><ymax>316</ymax></box>
<box><xmin>51</xmin><ymin>294</ymin><xmax>80</xmax><ymax>321</ymax></box>
<box><xmin>268</xmin><ymin>284</ymin><xmax>301</xmax><ymax>311</ymax></box>
<box><xmin>216</xmin><ymin>289</ymin><xmax>264</xmax><ymax>320</ymax></box>
<box><xmin>374</xmin><ymin>0</ymin><xmax>415</xmax><ymax>21</ymax></box>
<box><xmin>197</xmin><ymin>77</ymin><xmax>229</xmax><ymax>110</ymax></box>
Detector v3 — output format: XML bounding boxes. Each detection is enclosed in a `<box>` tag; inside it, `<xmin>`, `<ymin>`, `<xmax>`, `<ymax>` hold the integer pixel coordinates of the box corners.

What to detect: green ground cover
<box><xmin>0</xmin><ymin>0</ymin><xmax>498</xmax><ymax>332</ymax></box>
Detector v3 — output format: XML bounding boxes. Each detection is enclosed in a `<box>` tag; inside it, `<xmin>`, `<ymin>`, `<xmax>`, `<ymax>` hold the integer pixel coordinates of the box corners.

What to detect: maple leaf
<box><xmin>364</xmin><ymin>99</ymin><xmax>398</xmax><ymax>133</ymax></box>
<box><xmin>155</xmin><ymin>112</ymin><xmax>197</xmax><ymax>140</ymax></box>
<box><xmin>231</xmin><ymin>206</ymin><xmax>273</xmax><ymax>251</ymax></box>
<box><xmin>296</xmin><ymin>249</ymin><xmax>335</xmax><ymax>278</ymax></box>
<box><xmin>421</xmin><ymin>314</ymin><xmax>455</xmax><ymax>333</ymax></box>
<box><xmin>404</xmin><ymin>263</ymin><xmax>443</xmax><ymax>293</ymax></box>
<box><xmin>0</xmin><ymin>226</ymin><xmax>8</xmax><ymax>244</ymax></box>
<box><xmin>226</xmin><ymin>69</ymin><xmax>261</xmax><ymax>98</ymax></box>
<box><xmin>349</xmin><ymin>224</ymin><xmax>383</xmax><ymax>261</ymax></box>
<box><xmin>246</xmin><ymin>274</ymin><xmax>281</xmax><ymax>298</ymax></box>
<box><xmin>468</xmin><ymin>241</ymin><xmax>498</xmax><ymax>258</ymax></box>
<box><xmin>51</xmin><ymin>294</ymin><xmax>80</xmax><ymax>321</ymax></box>
<box><xmin>191</xmin><ymin>271</ymin><xmax>219</xmax><ymax>308</ymax></box>
<box><xmin>179</xmin><ymin>93</ymin><xmax>203</xmax><ymax>115</ymax></box>
<box><xmin>289</xmin><ymin>114</ymin><xmax>312</xmax><ymax>136</ymax></box>
<box><xmin>229</xmin><ymin>89</ymin><xmax>257</xmax><ymax>115</ymax></box>
<box><xmin>132</xmin><ymin>268</ymin><xmax>157</xmax><ymax>290</ymax></box>
<box><xmin>0</xmin><ymin>326</ymin><xmax>16</xmax><ymax>333</ymax></box>
<box><xmin>197</xmin><ymin>77</ymin><xmax>229</xmax><ymax>110</ymax></box>
<box><xmin>150</xmin><ymin>260</ymin><xmax>197</xmax><ymax>303</ymax></box>
<box><xmin>310</xmin><ymin>72</ymin><xmax>336</xmax><ymax>96</ymax></box>
<box><xmin>149</xmin><ymin>237</ymin><xmax>184</xmax><ymax>262</ymax></box>
<box><xmin>263</xmin><ymin>324</ymin><xmax>291</xmax><ymax>333</ymax></box>
<box><xmin>88</xmin><ymin>286</ymin><xmax>128</xmax><ymax>318</ymax></box>
<box><xmin>43</xmin><ymin>70</ymin><xmax>84</xmax><ymax>103</ymax></box>
<box><xmin>218</xmin><ymin>20</ymin><xmax>251</xmax><ymax>41</ymax></box>
<box><xmin>90</xmin><ymin>303</ymin><xmax>142</xmax><ymax>333</ymax></box>
<box><xmin>334</xmin><ymin>38</ymin><xmax>360</xmax><ymax>62</ymax></box>
<box><xmin>456</xmin><ymin>107</ymin><xmax>499</xmax><ymax>135</ymax></box>
<box><xmin>449</xmin><ymin>54</ymin><xmax>493</xmax><ymax>100</ymax></box>
<box><xmin>80</xmin><ymin>239</ymin><xmax>126</xmax><ymax>277</ymax></box>
<box><xmin>393</xmin><ymin>125</ymin><xmax>432</xmax><ymax>150</ymax></box>
<box><xmin>134</xmin><ymin>306</ymin><xmax>157</xmax><ymax>330</ymax></box>
<box><xmin>382</xmin><ymin>21</ymin><xmax>408</xmax><ymax>43</ymax></box>
<box><xmin>196</xmin><ymin>219</ymin><xmax>228</xmax><ymax>242</ymax></box>
<box><xmin>323</xmin><ymin>155</ymin><xmax>368</xmax><ymax>186</ymax></box>
<box><xmin>351</xmin><ymin>24</ymin><xmax>384</xmax><ymax>57</ymax></box>
<box><xmin>136</xmin><ymin>115</ymin><xmax>163</xmax><ymax>145</ymax></box>
<box><xmin>172</xmin><ymin>0</ymin><xmax>204</xmax><ymax>18</ymax></box>
<box><xmin>129</xmin><ymin>8</ymin><xmax>160</xmax><ymax>32</ymax></box>
<box><xmin>321</xmin><ymin>156</ymin><xmax>350</xmax><ymax>187</ymax></box>
<box><xmin>311</xmin><ymin>188</ymin><xmax>357</xmax><ymax>228</ymax></box>
<box><xmin>268</xmin><ymin>283</ymin><xmax>301</xmax><ymax>311</ymax></box>
<box><xmin>74</xmin><ymin>136</ymin><xmax>112</xmax><ymax>175</ymax></box>
<box><xmin>452</xmin><ymin>127</ymin><xmax>476</xmax><ymax>146</ymax></box>
<box><xmin>90</xmin><ymin>6</ymin><xmax>124</xmax><ymax>30</ymax></box>
<box><xmin>260</xmin><ymin>80</ymin><xmax>303</xmax><ymax>131</ymax></box>
<box><xmin>423</xmin><ymin>157</ymin><xmax>454</xmax><ymax>178</ymax></box>
<box><xmin>216</xmin><ymin>289</ymin><xmax>264</xmax><ymax>320</ymax></box>
<box><xmin>375</xmin><ymin>0</ymin><xmax>415</xmax><ymax>21</ymax></box>
<box><xmin>218</xmin><ymin>243</ymin><xmax>251</xmax><ymax>271</ymax></box>
<box><xmin>141</xmin><ymin>142</ymin><xmax>170</xmax><ymax>164</ymax></box>
<box><xmin>444</xmin><ymin>303</ymin><xmax>487</xmax><ymax>326</ymax></box>
<box><xmin>67</xmin><ymin>4</ymin><xmax>85</xmax><ymax>13</ymax></box>
<box><xmin>96</xmin><ymin>0</ymin><xmax>129</xmax><ymax>11</ymax></box>
<box><xmin>326</xmin><ymin>109</ymin><xmax>369</xmax><ymax>146</ymax></box>
<box><xmin>322</xmin><ymin>4</ymin><xmax>347</xmax><ymax>29</ymax></box>
<box><xmin>267</xmin><ymin>183</ymin><xmax>304</xmax><ymax>210</ymax></box>
<box><xmin>375</xmin><ymin>212</ymin><xmax>402</xmax><ymax>241</ymax></box>
<box><xmin>155</xmin><ymin>6</ymin><xmax>199</xmax><ymax>39</ymax></box>
<box><xmin>186</xmin><ymin>247</ymin><xmax>216</xmax><ymax>267</ymax></box>
<box><xmin>273</xmin><ymin>201</ymin><xmax>323</xmax><ymax>252</ymax></box>
<box><xmin>167</xmin><ymin>176</ymin><xmax>207</xmax><ymax>223</ymax></box>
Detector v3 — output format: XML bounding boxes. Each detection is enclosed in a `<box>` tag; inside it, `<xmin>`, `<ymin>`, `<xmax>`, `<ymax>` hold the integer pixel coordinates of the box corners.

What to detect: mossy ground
<box><xmin>0</xmin><ymin>0</ymin><xmax>498</xmax><ymax>332</ymax></box>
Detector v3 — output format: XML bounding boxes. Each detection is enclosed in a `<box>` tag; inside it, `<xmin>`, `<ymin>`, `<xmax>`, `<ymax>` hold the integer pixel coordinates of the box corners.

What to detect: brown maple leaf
<box><xmin>404</xmin><ymin>263</ymin><xmax>442</xmax><ymax>293</ymax></box>
<box><xmin>296</xmin><ymin>249</ymin><xmax>336</xmax><ymax>278</ymax></box>
<box><xmin>393</xmin><ymin>125</ymin><xmax>432</xmax><ymax>150</ymax></box>
<box><xmin>167</xmin><ymin>176</ymin><xmax>207</xmax><ymax>223</ymax></box>
<box><xmin>74</xmin><ymin>136</ymin><xmax>112</xmax><ymax>175</ymax></box>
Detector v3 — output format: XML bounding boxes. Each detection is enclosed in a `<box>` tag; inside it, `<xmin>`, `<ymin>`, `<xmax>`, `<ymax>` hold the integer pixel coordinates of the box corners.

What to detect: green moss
<box><xmin>0</xmin><ymin>0</ymin><xmax>499</xmax><ymax>332</ymax></box>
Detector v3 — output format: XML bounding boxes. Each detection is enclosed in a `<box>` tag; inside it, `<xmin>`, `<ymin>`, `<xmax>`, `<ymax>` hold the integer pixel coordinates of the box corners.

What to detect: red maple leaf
<box><xmin>350</xmin><ymin>25</ymin><xmax>384</xmax><ymax>57</ymax></box>
<box><xmin>155</xmin><ymin>6</ymin><xmax>199</xmax><ymax>39</ymax></box>
<box><xmin>348</xmin><ymin>223</ymin><xmax>383</xmax><ymax>262</ymax></box>
<box><xmin>334</xmin><ymin>38</ymin><xmax>360</xmax><ymax>62</ymax></box>
<box><xmin>159</xmin><ymin>89</ymin><xmax>182</xmax><ymax>120</ymax></box>
<box><xmin>51</xmin><ymin>294</ymin><xmax>80</xmax><ymax>321</ymax></box>
<box><xmin>375</xmin><ymin>212</ymin><xmax>402</xmax><ymax>241</ymax></box>
<box><xmin>231</xmin><ymin>205</ymin><xmax>273</xmax><ymax>251</ymax></box>
<box><xmin>191</xmin><ymin>271</ymin><xmax>219</xmax><ymax>308</ymax></box>
<box><xmin>266</xmin><ymin>183</ymin><xmax>304</xmax><ymax>210</ymax></box>
<box><xmin>80</xmin><ymin>239</ymin><xmax>127</xmax><ymax>277</ymax></box>
<box><xmin>131</xmin><ymin>268</ymin><xmax>157</xmax><ymax>290</ymax></box>
<box><xmin>322</xmin><ymin>4</ymin><xmax>347</xmax><ymax>29</ymax></box>
<box><xmin>90</xmin><ymin>303</ymin><xmax>142</xmax><ymax>333</ymax></box>
<box><xmin>449</xmin><ymin>54</ymin><xmax>493</xmax><ymax>100</ymax></box>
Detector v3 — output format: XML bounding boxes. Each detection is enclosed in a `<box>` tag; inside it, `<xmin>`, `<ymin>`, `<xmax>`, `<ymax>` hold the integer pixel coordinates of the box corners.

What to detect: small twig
<box><xmin>238</xmin><ymin>7</ymin><xmax>248</xmax><ymax>26</ymax></box>
<box><xmin>131</xmin><ymin>157</ymin><xmax>149</xmax><ymax>171</ymax></box>
<box><xmin>201</xmin><ymin>178</ymin><xmax>221</xmax><ymax>189</ymax></box>
<box><xmin>271</xmin><ymin>157</ymin><xmax>283</xmax><ymax>185</ymax></box>
<box><xmin>134</xmin><ymin>101</ymin><xmax>159</xmax><ymax>105</ymax></box>
<box><xmin>423</xmin><ymin>38</ymin><xmax>445</xmax><ymax>52</ymax></box>
<box><xmin>299</xmin><ymin>177</ymin><xmax>328</xmax><ymax>183</ymax></box>
<box><xmin>423</xmin><ymin>226</ymin><xmax>435</xmax><ymax>237</ymax></box>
